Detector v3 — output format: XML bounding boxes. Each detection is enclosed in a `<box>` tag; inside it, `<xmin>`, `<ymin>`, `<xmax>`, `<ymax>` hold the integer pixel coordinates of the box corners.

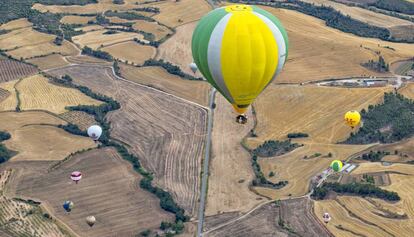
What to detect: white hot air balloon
<box><xmin>323</xmin><ymin>212</ymin><xmax>331</xmax><ymax>224</ymax></box>
<box><xmin>86</xmin><ymin>216</ymin><xmax>96</xmax><ymax>227</ymax></box>
<box><xmin>70</xmin><ymin>171</ymin><xmax>82</xmax><ymax>184</ymax></box>
<box><xmin>189</xmin><ymin>62</ymin><xmax>198</xmax><ymax>74</ymax></box>
<box><xmin>87</xmin><ymin>125</ymin><xmax>102</xmax><ymax>141</ymax></box>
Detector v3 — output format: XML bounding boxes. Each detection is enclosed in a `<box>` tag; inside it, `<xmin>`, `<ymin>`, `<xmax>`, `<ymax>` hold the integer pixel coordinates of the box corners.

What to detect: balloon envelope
<box><xmin>192</xmin><ymin>4</ymin><xmax>289</xmax><ymax>114</ymax></box>
<box><xmin>87</xmin><ymin>125</ymin><xmax>102</xmax><ymax>141</ymax></box>
<box><xmin>323</xmin><ymin>212</ymin><xmax>331</xmax><ymax>223</ymax></box>
<box><xmin>344</xmin><ymin>110</ymin><xmax>361</xmax><ymax>128</ymax></box>
<box><xmin>189</xmin><ymin>62</ymin><xmax>198</xmax><ymax>73</ymax></box>
<box><xmin>86</xmin><ymin>216</ymin><xmax>96</xmax><ymax>227</ymax></box>
<box><xmin>63</xmin><ymin>201</ymin><xmax>74</xmax><ymax>212</ymax></box>
<box><xmin>330</xmin><ymin>160</ymin><xmax>343</xmax><ymax>172</ymax></box>
<box><xmin>70</xmin><ymin>171</ymin><xmax>82</xmax><ymax>182</ymax></box>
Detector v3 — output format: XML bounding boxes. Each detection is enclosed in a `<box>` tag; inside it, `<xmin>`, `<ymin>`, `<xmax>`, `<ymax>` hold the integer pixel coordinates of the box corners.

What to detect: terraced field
<box><xmin>48</xmin><ymin>65</ymin><xmax>207</xmax><ymax>217</ymax></box>
<box><xmin>0</xmin><ymin>59</ymin><xmax>38</xmax><ymax>82</ymax></box>
<box><xmin>11</xmin><ymin>148</ymin><xmax>174</xmax><ymax>237</ymax></box>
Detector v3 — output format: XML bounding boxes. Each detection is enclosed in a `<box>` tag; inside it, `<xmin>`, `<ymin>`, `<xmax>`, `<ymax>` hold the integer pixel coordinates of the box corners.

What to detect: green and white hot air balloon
<box><xmin>192</xmin><ymin>4</ymin><xmax>288</xmax><ymax>117</ymax></box>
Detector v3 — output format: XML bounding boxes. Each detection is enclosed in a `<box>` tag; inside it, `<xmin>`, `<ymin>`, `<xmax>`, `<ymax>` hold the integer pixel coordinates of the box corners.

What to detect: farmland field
<box><xmin>17</xmin><ymin>74</ymin><xmax>102</xmax><ymax>114</ymax></box>
<box><xmin>101</xmin><ymin>41</ymin><xmax>155</xmax><ymax>65</ymax></box>
<box><xmin>156</xmin><ymin>22</ymin><xmax>202</xmax><ymax>76</ymax></box>
<box><xmin>0</xmin><ymin>111</ymin><xmax>96</xmax><ymax>161</ymax></box>
<box><xmin>9</xmin><ymin>148</ymin><xmax>174</xmax><ymax>237</ymax></box>
<box><xmin>0</xmin><ymin>59</ymin><xmax>38</xmax><ymax>83</ymax></box>
<box><xmin>400</xmin><ymin>83</ymin><xmax>414</xmax><ymax>99</ymax></box>
<box><xmin>119</xmin><ymin>64</ymin><xmax>209</xmax><ymax>106</ymax></box>
<box><xmin>32</xmin><ymin>1</ymin><xmax>140</xmax><ymax>14</ymax></box>
<box><xmin>0</xmin><ymin>80</ymin><xmax>18</xmax><ymax>111</ymax></box>
<box><xmin>0</xmin><ymin>170</ymin><xmax>71</xmax><ymax>237</ymax></box>
<box><xmin>72</xmin><ymin>30</ymin><xmax>144</xmax><ymax>50</ymax></box>
<box><xmin>59</xmin><ymin>111</ymin><xmax>96</xmax><ymax>131</ymax></box>
<box><xmin>251</xmin><ymin>85</ymin><xmax>390</xmax><ymax>145</ymax></box>
<box><xmin>48</xmin><ymin>65</ymin><xmax>207</xmax><ymax>217</ymax></box>
<box><xmin>0</xmin><ymin>19</ymin><xmax>32</xmax><ymax>31</ymax></box>
<box><xmin>206</xmin><ymin>94</ymin><xmax>264</xmax><ymax>216</ymax></box>
<box><xmin>255</xmin><ymin>143</ymin><xmax>372</xmax><ymax>199</ymax></box>
<box><xmin>66</xmin><ymin>55</ymin><xmax>111</xmax><ymax>65</ymax></box>
<box><xmin>27</xmin><ymin>54</ymin><xmax>70</xmax><ymax>71</ymax></box>
<box><xmin>132</xmin><ymin>20</ymin><xmax>173</xmax><ymax>41</ymax></box>
<box><xmin>60</xmin><ymin>15</ymin><xmax>95</xmax><ymax>25</ymax></box>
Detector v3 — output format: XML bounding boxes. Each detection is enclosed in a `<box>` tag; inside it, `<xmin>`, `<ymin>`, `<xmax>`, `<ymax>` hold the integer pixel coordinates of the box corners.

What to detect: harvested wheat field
<box><xmin>262</xmin><ymin>7</ymin><xmax>414</xmax><ymax>83</ymax></box>
<box><xmin>0</xmin><ymin>88</ymin><xmax>9</xmax><ymax>104</ymax></box>
<box><xmin>0</xmin><ymin>28</ymin><xmax>78</xmax><ymax>59</ymax></box>
<box><xmin>156</xmin><ymin>22</ymin><xmax>202</xmax><ymax>77</ymax></box>
<box><xmin>32</xmin><ymin>1</ymin><xmax>139</xmax><ymax>14</ymax></box>
<box><xmin>142</xmin><ymin>0</ymin><xmax>211</xmax><ymax>27</ymax></box>
<box><xmin>60</xmin><ymin>15</ymin><xmax>95</xmax><ymax>25</ymax></box>
<box><xmin>0</xmin><ymin>58</ymin><xmax>38</xmax><ymax>82</ymax></box>
<box><xmin>314</xmin><ymin>199</ymin><xmax>390</xmax><ymax>237</ymax></box>
<box><xmin>280</xmin><ymin>198</ymin><xmax>331</xmax><ymax>237</ymax></box>
<box><xmin>251</xmin><ymin>85</ymin><xmax>390</xmax><ymax>145</ymax></box>
<box><xmin>132</xmin><ymin>20</ymin><xmax>173</xmax><ymax>41</ymax></box>
<box><xmin>206</xmin><ymin>94</ymin><xmax>264</xmax><ymax>216</ymax></box>
<box><xmin>119</xmin><ymin>64</ymin><xmax>209</xmax><ymax>106</ymax></box>
<box><xmin>400</xmin><ymin>83</ymin><xmax>414</xmax><ymax>99</ymax></box>
<box><xmin>17</xmin><ymin>74</ymin><xmax>102</xmax><ymax>114</ymax></box>
<box><xmin>0</xmin><ymin>80</ymin><xmax>18</xmax><ymax>111</ymax></box>
<box><xmin>72</xmin><ymin>30</ymin><xmax>143</xmax><ymax>50</ymax></box>
<box><xmin>205</xmin><ymin>202</ymin><xmax>296</xmax><ymax>237</ymax></box>
<box><xmin>255</xmin><ymin>143</ymin><xmax>372</xmax><ymax>199</ymax></box>
<box><xmin>59</xmin><ymin>111</ymin><xmax>96</xmax><ymax>131</ymax></box>
<box><xmin>0</xmin><ymin>19</ymin><xmax>32</xmax><ymax>31</ymax></box>
<box><xmin>365</xmin><ymin>136</ymin><xmax>414</xmax><ymax>163</ymax></box>
<box><xmin>27</xmin><ymin>54</ymin><xmax>69</xmax><ymax>71</ymax></box>
<box><xmin>0</xmin><ymin>111</ymin><xmax>96</xmax><ymax>161</ymax></box>
<box><xmin>66</xmin><ymin>55</ymin><xmax>111</xmax><ymax>65</ymax></box>
<box><xmin>302</xmin><ymin>0</ymin><xmax>413</xmax><ymax>28</ymax></box>
<box><xmin>11</xmin><ymin>148</ymin><xmax>174</xmax><ymax>237</ymax></box>
<box><xmin>48</xmin><ymin>65</ymin><xmax>207</xmax><ymax>217</ymax></box>
<box><xmin>101</xmin><ymin>41</ymin><xmax>155</xmax><ymax>65</ymax></box>
<box><xmin>0</xmin><ymin>170</ymin><xmax>71</xmax><ymax>237</ymax></box>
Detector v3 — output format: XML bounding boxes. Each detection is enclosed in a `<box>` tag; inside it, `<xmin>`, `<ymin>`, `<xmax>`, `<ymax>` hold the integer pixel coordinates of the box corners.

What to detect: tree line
<box><xmin>253</xmin><ymin>139</ymin><xmax>300</xmax><ymax>157</ymax></box>
<box><xmin>0</xmin><ymin>131</ymin><xmax>13</xmax><ymax>164</ymax></box>
<box><xmin>143</xmin><ymin>59</ymin><xmax>203</xmax><ymax>80</ymax></box>
<box><xmin>344</xmin><ymin>93</ymin><xmax>414</xmax><ymax>144</ymax></box>
<box><xmin>312</xmin><ymin>182</ymin><xmax>400</xmax><ymax>201</ymax></box>
<box><xmin>82</xmin><ymin>46</ymin><xmax>113</xmax><ymax>61</ymax></box>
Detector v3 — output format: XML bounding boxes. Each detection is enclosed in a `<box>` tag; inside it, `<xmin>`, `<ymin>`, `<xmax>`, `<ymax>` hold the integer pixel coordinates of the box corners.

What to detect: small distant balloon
<box><xmin>63</xmin><ymin>201</ymin><xmax>74</xmax><ymax>212</ymax></box>
<box><xmin>86</xmin><ymin>216</ymin><xmax>96</xmax><ymax>227</ymax></box>
<box><xmin>344</xmin><ymin>110</ymin><xmax>361</xmax><ymax>128</ymax></box>
<box><xmin>323</xmin><ymin>212</ymin><xmax>331</xmax><ymax>224</ymax></box>
<box><xmin>70</xmin><ymin>171</ymin><xmax>82</xmax><ymax>184</ymax></box>
<box><xmin>330</xmin><ymin>160</ymin><xmax>343</xmax><ymax>172</ymax></box>
<box><xmin>189</xmin><ymin>62</ymin><xmax>198</xmax><ymax>74</ymax></box>
<box><xmin>87</xmin><ymin>125</ymin><xmax>102</xmax><ymax>141</ymax></box>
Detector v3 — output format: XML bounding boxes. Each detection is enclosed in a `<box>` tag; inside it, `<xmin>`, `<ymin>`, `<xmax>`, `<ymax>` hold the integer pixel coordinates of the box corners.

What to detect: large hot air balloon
<box><xmin>323</xmin><ymin>212</ymin><xmax>331</xmax><ymax>224</ymax></box>
<box><xmin>87</xmin><ymin>125</ymin><xmax>102</xmax><ymax>141</ymax></box>
<box><xmin>344</xmin><ymin>110</ymin><xmax>361</xmax><ymax>129</ymax></box>
<box><xmin>86</xmin><ymin>216</ymin><xmax>96</xmax><ymax>227</ymax></box>
<box><xmin>189</xmin><ymin>62</ymin><xmax>198</xmax><ymax>74</ymax></box>
<box><xmin>192</xmin><ymin>4</ymin><xmax>288</xmax><ymax>122</ymax></box>
<box><xmin>70</xmin><ymin>171</ymin><xmax>82</xmax><ymax>184</ymax></box>
<box><xmin>330</xmin><ymin>160</ymin><xmax>343</xmax><ymax>172</ymax></box>
<box><xmin>63</xmin><ymin>201</ymin><xmax>74</xmax><ymax>213</ymax></box>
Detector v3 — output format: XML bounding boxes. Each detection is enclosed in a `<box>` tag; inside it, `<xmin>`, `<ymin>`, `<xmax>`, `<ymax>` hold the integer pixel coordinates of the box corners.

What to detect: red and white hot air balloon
<box><xmin>71</xmin><ymin>171</ymin><xmax>82</xmax><ymax>184</ymax></box>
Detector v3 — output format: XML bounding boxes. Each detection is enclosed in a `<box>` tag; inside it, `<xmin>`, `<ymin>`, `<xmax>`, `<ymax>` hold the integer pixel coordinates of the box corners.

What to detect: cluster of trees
<box><xmin>160</xmin><ymin>221</ymin><xmax>185</xmax><ymax>235</ymax></box>
<box><xmin>287</xmin><ymin>132</ymin><xmax>309</xmax><ymax>138</ymax></box>
<box><xmin>345</xmin><ymin>93</ymin><xmax>414</xmax><ymax>144</ymax></box>
<box><xmin>37</xmin><ymin>0</ymin><xmax>97</xmax><ymax>5</ymax></box>
<box><xmin>133</xmin><ymin>7</ymin><xmax>160</xmax><ymax>13</ymax></box>
<box><xmin>82</xmin><ymin>46</ymin><xmax>113</xmax><ymax>61</ymax></box>
<box><xmin>96</xmin><ymin>14</ymin><xmax>110</xmax><ymax>25</ymax></box>
<box><xmin>312</xmin><ymin>182</ymin><xmax>400</xmax><ymax>201</ymax></box>
<box><xmin>143</xmin><ymin>59</ymin><xmax>203</xmax><ymax>80</ymax></box>
<box><xmin>0</xmin><ymin>131</ymin><xmax>13</xmax><ymax>164</ymax></box>
<box><xmin>357</xmin><ymin>150</ymin><xmax>389</xmax><ymax>162</ymax></box>
<box><xmin>369</xmin><ymin>0</ymin><xmax>414</xmax><ymax>15</ymax></box>
<box><xmin>53</xmin><ymin>36</ymin><xmax>63</xmax><ymax>46</ymax></box>
<box><xmin>58</xmin><ymin>123</ymin><xmax>86</xmax><ymax>137</ymax></box>
<box><xmin>363</xmin><ymin>174</ymin><xmax>375</xmax><ymax>184</ymax></box>
<box><xmin>105</xmin><ymin>10</ymin><xmax>154</xmax><ymax>22</ymax></box>
<box><xmin>251</xmin><ymin>154</ymin><xmax>288</xmax><ymax>189</ymax></box>
<box><xmin>112</xmin><ymin>0</ymin><xmax>124</xmax><ymax>4</ymax></box>
<box><xmin>362</xmin><ymin>55</ymin><xmax>389</xmax><ymax>72</ymax></box>
<box><xmin>253</xmin><ymin>139</ymin><xmax>299</xmax><ymax>157</ymax></box>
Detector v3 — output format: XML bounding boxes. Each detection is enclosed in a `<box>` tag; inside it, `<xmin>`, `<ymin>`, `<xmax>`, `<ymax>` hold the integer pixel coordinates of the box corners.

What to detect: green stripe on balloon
<box><xmin>192</xmin><ymin>8</ymin><xmax>229</xmax><ymax>99</ymax></box>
